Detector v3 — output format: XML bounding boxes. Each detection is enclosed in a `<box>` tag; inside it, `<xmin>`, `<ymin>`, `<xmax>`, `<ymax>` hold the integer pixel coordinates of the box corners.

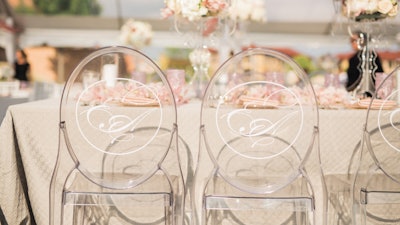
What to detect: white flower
<box><xmin>388</xmin><ymin>3</ymin><xmax>398</xmax><ymax>16</ymax></box>
<box><xmin>162</xmin><ymin>0</ymin><xmax>229</xmax><ymax>21</ymax></box>
<box><xmin>378</xmin><ymin>0</ymin><xmax>394</xmax><ymax>14</ymax></box>
<box><xmin>365</xmin><ymin>0</ymin><xmax>378</xmax><ymax>13</ymax></box>
<box><xmin>344</xmin><ymin>0</ymin><xmax>398</xmax><ymax>19</ymax></box>
<box><xmin>119</xmin><ymin>19</ymin><xmax>153</xmax><ymax>49</ymax></box>
<box><xmin>349</xmin><ymin>0</ymin><xmax>370</xmax><ymax>15</ymax></box>
<box><xmin>229</xmin><ymin>0</ymin><xmax>267</xmax><ymax>23</ymax></box>
<box><xmin>180</xmin><ymin>0</ymin><xmax>210</xmax><ymax>20</ymax></box>
<box><xmin>251</xmin><ymin>6</ymin><xmax>267</xmax><ymax>22</ymax></box>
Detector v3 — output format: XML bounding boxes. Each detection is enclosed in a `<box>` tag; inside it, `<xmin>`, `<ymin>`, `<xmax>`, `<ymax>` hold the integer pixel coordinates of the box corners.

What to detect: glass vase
<box><xmin>180</xmin><ymin>16</ymin><xmax>219</xmax><ymax>99</ymax></box>
<box><xmin>348</xmin><ymin>31</ymin><xmax>371</xmax><ymax>98</ymax></box>
<box><xmin>189</xmin><ymin>47</ymin><xmax>211</xmax><ymax>99</ymax></box>
<box><xmin>348</xmin><ymin>21</ymin><xmax>382</xmax><ymax>99</ymax></box>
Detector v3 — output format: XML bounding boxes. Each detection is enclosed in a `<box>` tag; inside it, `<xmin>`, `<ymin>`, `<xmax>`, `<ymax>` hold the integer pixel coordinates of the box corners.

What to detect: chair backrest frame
<box><xmin>200</xmin><ymin>47</ymin><xmax>320</xmax><ymax>194</ymax></box>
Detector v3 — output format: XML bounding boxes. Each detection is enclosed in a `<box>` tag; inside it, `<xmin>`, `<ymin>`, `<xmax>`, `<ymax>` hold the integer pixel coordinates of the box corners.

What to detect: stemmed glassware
<box><xmin>375</xmin><ymin>72</ymin><xmax>393</xmax><ymax>100</ymax></box>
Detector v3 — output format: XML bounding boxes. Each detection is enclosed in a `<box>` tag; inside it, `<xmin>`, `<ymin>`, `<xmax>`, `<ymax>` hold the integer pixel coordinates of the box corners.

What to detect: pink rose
<box><xmin>202</xmin><ymin>17</ymin><xmax>218</xmax><ymax>36</ymax></box>
<box><xmin>160</xmin><ymin>7</ymin><xmax>175</xmax><ymax>19</ymax></box>
<box><xmin>203</xmin><ymin>0</ymin><xmax>228</xmax><ymax>13</ymax></box>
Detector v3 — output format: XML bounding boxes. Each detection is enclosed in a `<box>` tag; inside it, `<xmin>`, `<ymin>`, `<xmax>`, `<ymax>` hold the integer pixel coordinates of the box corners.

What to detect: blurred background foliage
<box><xmin>13</xmin><ymin>0</ymin><xmax>102</xmax><ymax>15</ymax></box>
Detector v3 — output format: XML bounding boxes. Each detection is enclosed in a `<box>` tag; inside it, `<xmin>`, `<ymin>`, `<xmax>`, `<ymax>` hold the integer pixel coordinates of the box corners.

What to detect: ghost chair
<box><xmin>49</xmin><ymin>46</ymin><xmax>186</xmax><ymax>225</ymax></box>
<box><xmin>352</xmin><ymin>65</ymin><xmax>400</xmax><ymax>225</ymax></box>
<box><xmin>192</xmin><ymin>48</ymin><xmax>327</xmax><ymax>225</ymax></box>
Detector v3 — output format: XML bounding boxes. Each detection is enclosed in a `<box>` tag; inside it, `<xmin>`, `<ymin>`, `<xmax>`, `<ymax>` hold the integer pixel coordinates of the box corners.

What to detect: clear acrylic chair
<box><xmin>352</xmin><ymin>66</ymin><xmax>400</xmax><ymax>225</ymax></box>
<box><xmin>192</xmin><ymin>48</ymin><xmax>327</xmax><ymax>225</ymax></box>
<box><xmin>49</xmin><ymin>46</ymin><xmax>186</xmax><ymax>225</ymax></box>
<box><xmin>325</xmin><ymin>133</ymin><xmax>363</xmax><ymax>225</ymax></box>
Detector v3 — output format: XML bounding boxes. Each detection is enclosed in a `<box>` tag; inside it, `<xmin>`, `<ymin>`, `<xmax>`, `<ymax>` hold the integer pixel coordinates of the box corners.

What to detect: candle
<box><xmin>102</xmin><ymin>64</ymin><xmax>118</xmax><ymax>87</ymax></box>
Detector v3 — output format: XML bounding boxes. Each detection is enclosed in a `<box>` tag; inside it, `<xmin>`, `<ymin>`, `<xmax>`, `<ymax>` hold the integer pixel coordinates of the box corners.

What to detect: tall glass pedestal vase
<box><xmin>346</xmin><ymin>18</ymin><xmax>387</xmax><ymax>99</ymax></box>
<box><xmin>175</xmin><ymin>16</ymin><xmax>219</xmax><ymax>99</ymax></box>
<box><xmin>189</xmin><ymin>47</ymin><xmax>211</xmax><ymax>99</ymax></box>
<box><xmin>343</xmin><ymin>0</ymin><xmax>398</xmax><ymax>99</ymax></box>
<box><xmin>352</xmin><ymin>32</ymin><xmax>376</xmax><ymax>98</ymax></box>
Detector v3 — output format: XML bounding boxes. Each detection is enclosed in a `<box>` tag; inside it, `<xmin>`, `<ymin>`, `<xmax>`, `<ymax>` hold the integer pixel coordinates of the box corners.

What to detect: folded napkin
<box><xmin>358</xmin><ymin>98</ymin><xmax>397</xmax><ymax>110</ymax></box>
<box><xmin>120</xmin><ymin>96</ymin><xmax>159</xmax><ymax>107</ymax></box>
<box><xmin>238</xmin><ymin>95</ymin><xmax>280</xmax><ymax>109</ymax></box>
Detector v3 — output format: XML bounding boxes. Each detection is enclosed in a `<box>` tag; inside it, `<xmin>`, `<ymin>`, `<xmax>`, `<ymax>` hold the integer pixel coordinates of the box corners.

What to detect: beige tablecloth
<box><xmin>0</xmin><ymin>96</ymin><xmax>30</xmax><ymax>123</ymax></box>
<box><xmin>0</xmin><ymin>98</ymin><xmax>372</xmax><ymax>225</ymax></box>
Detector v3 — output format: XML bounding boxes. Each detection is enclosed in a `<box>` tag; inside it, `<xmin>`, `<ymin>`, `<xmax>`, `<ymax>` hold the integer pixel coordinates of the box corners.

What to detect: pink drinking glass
<box><xmin>131</xmin><ymin>71</ymin><xmax>146</xmax><ymax>84</ymax></box>
<box><xmin>375</xmin><ymin>72</ymin><xmax>393</xmax><ymax>99</ymax></box>
<box><xmin>166</xmin><ymin>69</ymin><xmax>186</xmax><ymax>103</ymax></box>
<box><xmin>265</xmin><ymin>72</ymin><xmax>284</xmax><ymax>101</ymax></box>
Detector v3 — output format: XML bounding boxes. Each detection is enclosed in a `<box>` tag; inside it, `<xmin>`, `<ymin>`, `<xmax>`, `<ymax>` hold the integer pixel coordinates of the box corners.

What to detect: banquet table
<box><xmin>0</xmin><ymin>97</ymin><xmax>376</xmax><ymax>225</ymax></box>
<box><xmin>0</xmin><ymin>96</ymin><xmax>30</xmax><ymax>123</ymax></box>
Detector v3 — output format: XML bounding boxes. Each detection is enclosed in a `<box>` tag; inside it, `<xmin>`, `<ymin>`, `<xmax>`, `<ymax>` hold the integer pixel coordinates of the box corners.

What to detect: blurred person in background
<box><xmin>14</xmin><ymin>48</ymin><xmax>30</xmax><ymax>83</ymax></box>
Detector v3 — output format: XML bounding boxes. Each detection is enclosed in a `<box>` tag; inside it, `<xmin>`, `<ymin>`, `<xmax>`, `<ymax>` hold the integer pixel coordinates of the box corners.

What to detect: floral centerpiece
<box><xmin>342</xmin><ymin>0</ymin><xmax>398</xmax><ymax>21</ymax></box>
<box><xmin>161</xmin><ymin>0</ymin><xmax>230</xmax><ymax>21</ymax></box>
<box><xmin>228</xmin><ymin>0</ymin><xmax>267</xmax><ymax>23</ymax></box>
<box><xmin>161</xmin><ymin>0</ymin><xmax>231</xmax><ymax>99</ymax></box>
<box><xmin>0</xmin><ymin>62</ymin><xmax>14</xmax><ymax>81</ymax></box>
<box><xmin>119</xmin><ymin>19</ymin><xmax>153</xmax><ymax>49</ymax></box>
